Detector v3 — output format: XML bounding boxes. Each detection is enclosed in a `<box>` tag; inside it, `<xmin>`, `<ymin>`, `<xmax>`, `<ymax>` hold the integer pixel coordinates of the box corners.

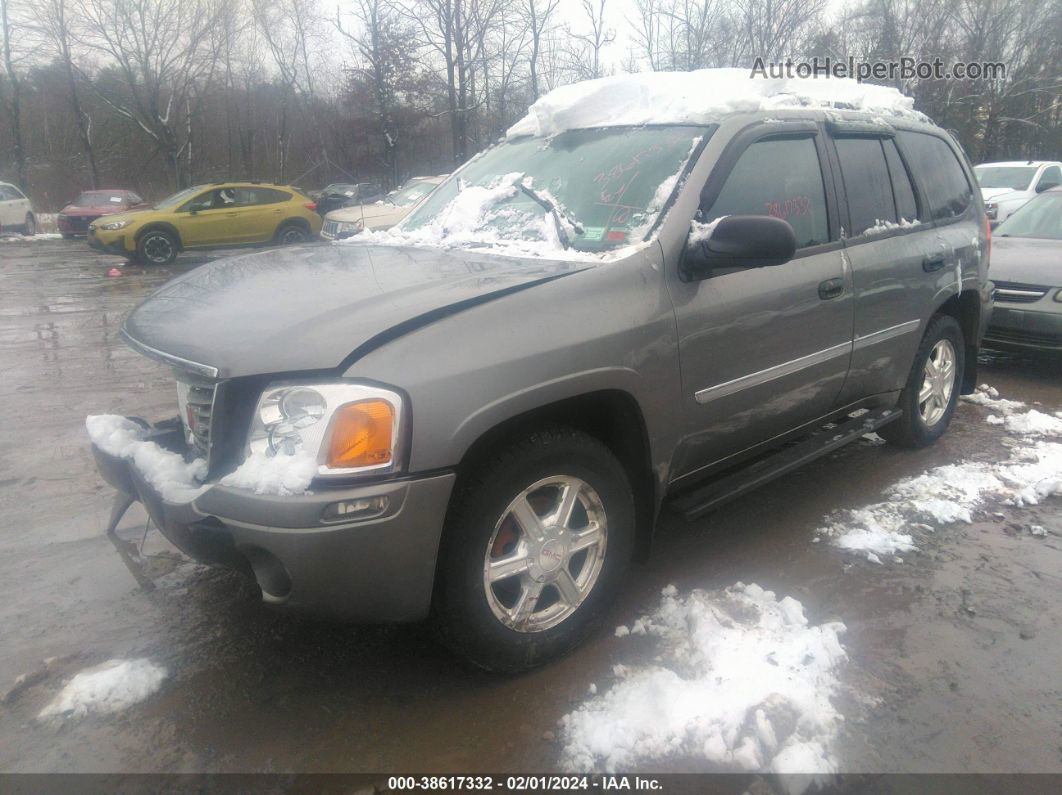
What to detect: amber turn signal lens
<box><xmin>326</xmin><ymin>399</ymin><xmax>394</xmax><ymax>469</ymax></box>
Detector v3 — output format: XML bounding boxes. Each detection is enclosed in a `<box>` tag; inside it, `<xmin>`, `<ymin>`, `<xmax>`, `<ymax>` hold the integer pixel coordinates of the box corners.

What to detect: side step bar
<box><xmin>668</xmin><ymin>407</ymin><xmax>902</xmax><ymax>521</ymax></box>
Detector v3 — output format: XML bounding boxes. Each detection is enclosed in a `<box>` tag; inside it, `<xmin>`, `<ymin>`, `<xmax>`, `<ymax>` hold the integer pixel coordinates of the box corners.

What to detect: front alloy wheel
<box><xmin>434</xmin><ymin>425</ymin><xmax>634</xmax><ymax>671</ymax></box>
<box><xmin>138</xmin><ymin>231</ymin><xmax>177</xmax><ymax>265</ymax></box>
<box><xmin>484</xmin><ymin>475</ymin><xmax>608</xmax><ymax>633</ymax></box>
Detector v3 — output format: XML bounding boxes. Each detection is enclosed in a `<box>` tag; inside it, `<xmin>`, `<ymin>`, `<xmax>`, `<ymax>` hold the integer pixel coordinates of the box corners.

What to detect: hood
<box><xmin>62</xmin><ymin>204</ymin><xmax>127</xmax><ymax>216</ymax></box>
<box><xmin>981</xmin><ymin>187</ymin><xmax>1026</xmax><ymax>202</ymax></box>
<box><xmin>990</xmin><ymin>236</ymin><xmax>1062</xmax><ymax>286</ymax></box>
<box><xmin>123</xmin><ymin>244</ymin><xmax>589</xmax><ymax>379</ymax></box>
<box><xmin>327</xmin><ymin>202</ymin><xmax>404</xmax><ymax>224</ymax></box>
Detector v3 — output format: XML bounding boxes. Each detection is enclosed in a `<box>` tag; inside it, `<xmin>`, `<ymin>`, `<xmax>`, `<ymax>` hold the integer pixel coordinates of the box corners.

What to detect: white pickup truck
<box><xmin>974</xmin><ymin>160</ymin><xmax>1062</xmax><ymax>225</ymax></box>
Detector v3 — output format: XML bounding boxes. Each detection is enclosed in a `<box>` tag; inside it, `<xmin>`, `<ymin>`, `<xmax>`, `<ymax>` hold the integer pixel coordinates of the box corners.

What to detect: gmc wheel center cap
<box><xmin>537</xmin><ymin>539</ymin><xmax>566</xmax><ymax>574</ymax></box>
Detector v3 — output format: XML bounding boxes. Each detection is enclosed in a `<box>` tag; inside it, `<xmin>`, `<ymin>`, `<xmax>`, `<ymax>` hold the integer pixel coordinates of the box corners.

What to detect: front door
<box><xmin>178</xmin><ymin>188</ymin><xmax>243</xmax><ymax>246</ymax></box>
<box><xmin>667</xmin><ymin>130</ymin><xmax>854</xmax><ymax>484</ymax></box>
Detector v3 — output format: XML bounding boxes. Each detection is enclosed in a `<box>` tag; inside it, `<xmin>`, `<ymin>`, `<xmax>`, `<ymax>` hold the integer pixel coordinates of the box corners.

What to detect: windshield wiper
<box><xmin>516</xmin><ymin>180</ymin><xmax>584</xmax><ymax>249</ymax></box>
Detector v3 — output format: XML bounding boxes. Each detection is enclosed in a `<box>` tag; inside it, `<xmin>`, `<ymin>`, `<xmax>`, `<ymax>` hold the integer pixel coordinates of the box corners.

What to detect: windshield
<box><xmin>324</xmin><ymin>184</ymin><xmax>358</xmax><ymax>196</ymax></box>
<box><xmin>154</xmin><ymin>185</ymin><xmax>205</xmax><ymax>210</ymax></box>
<box><xmin>996</xmin><ymin>192</ymin><xmax>1062</xmax><ymax>239</ymax></box>
<box><xmin>73</xmin><ymin>191</ymin><xmax>127</xmax><ymax>206</ymax></box>
<box><xmin>389</xmin><ymin>180</ymin><xmax>437</xmax><ymax>207</ymax></box>
<box><xmin>974</xmin><ymin>166</ymin><xmax>1037</xmax><ymax>191</ymax></box>
<box><xmin>399</xmin><ymin>125</ymin><xmax>712</xmax><ymax>253</ymax></box>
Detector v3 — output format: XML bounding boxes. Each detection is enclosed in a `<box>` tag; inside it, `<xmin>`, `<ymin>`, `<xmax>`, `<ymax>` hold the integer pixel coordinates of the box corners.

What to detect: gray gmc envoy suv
<box><xmin>90</xmin><ymin>102</ymin><xmax>992</xmax><ymax>671</ymax></box>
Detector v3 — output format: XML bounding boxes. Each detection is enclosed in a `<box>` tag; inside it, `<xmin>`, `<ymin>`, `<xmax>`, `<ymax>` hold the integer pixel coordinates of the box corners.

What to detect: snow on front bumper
<box><xmin>86</xmin><ymin>414</ymin><xmax>455</xmax><ymax>622</ymax></box>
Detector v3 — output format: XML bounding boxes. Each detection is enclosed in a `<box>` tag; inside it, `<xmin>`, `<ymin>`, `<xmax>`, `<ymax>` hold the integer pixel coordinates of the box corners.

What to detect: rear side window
<box><xmin>1037</xmin><ymin>165</ymin><xmax>1061</xmax><ymax>191</ymax></box>
<box><xmin>704</xmin><ymin>136</ymin><xmax>830</xmax><ymax>248</ymax></box>
<box><xmin>236</xmin><ymin>188</ymin><xmax>290</xmax><ymax>206</ymax></box>
<box><xmin>898</xmin><ymin>131</ymin><xmax>973</xmax><ymax>221</ymax></box>
<box><xmin>883</xmin><ymin>140</ymin><xmax>918</xmax><ymax>222</ymax></box>
<box><xmin>834</xmin><ymin>137</ymin><xmax>896</xmax><ymax>236</ymax></box>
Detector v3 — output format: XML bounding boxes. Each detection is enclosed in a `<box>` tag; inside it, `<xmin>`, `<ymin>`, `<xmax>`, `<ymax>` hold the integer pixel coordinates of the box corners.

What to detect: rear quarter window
<box><xmin>897</xmin><ymin>131</ymin><xmax>973</xmax><ymax>221</ymax></box>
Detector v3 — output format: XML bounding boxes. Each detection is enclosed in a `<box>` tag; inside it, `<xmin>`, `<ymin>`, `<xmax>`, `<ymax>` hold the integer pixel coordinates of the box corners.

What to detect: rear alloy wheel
<box><xmin>880</xmin><ymin>314</ymin><xmax>965</xmax><ymax>448</ymax></box>
<box><xmin>276</xmin><ymin>223</ymin><xmax>307</xmax><ymax>245</ymax></box>
<box><xmin>434</xmin><ymin>425</ymin><xmax>634</xmax><ymax>672</ymax></box>
<box><xmin>136</xmin><ymin>230</ymin><xmax>178</xmax><ymax>266</ymax></box>
<box><xmin>22</xmin><ymin>213</ymin><xmax>35</xmax><ymax>236</ymax></box>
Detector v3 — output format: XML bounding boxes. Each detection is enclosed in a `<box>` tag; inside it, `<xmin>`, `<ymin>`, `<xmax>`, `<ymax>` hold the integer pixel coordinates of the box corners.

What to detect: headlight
<box><xmin>247</xmin><ymin>382</ymin><xmax>403</xmax><ymax>477</ymax></box>
<box><xmin>1054</xmin><ymin>288</ymin><xmax>1062</xmax><ymax>303</ymax></box>
<box><xmin>338</xmin><ymin>221</ymin><xmax>363</xmax><ymax>234</ymax></box>
<box><xmin>984</xmin><ymin>202</ymin><xmax>997</xmax><ymax>219</ymax></box>
<box><xmin>99</xmin><ymin>219</ymin><xmax>132</xmax><ymax>230</ymax></box>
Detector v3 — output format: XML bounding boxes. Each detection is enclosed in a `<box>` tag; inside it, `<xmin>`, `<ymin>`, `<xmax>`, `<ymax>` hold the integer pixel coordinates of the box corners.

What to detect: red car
<box><xmin>57</xmin><ymin>189</ymin><xmax>147</xmax><ymax>238</ymax></box>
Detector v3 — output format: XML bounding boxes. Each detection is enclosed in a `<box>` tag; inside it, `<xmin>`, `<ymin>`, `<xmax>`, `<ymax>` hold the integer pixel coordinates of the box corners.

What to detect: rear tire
<box><xmin>22</xmin><ymin>213</ymin><xmax>35</xmax><ymax>236</ymax></box>
<box><xmin>136</xmin><ymin>229</ymin><xmax>178</xmax><ymax>266</ymax></box>
<box><xmin>275</xmin><ymin>222</ymin><xmax>308</xmax><ymax>245</ymax></box>
<box><xmin>432</xmin><ymin>425</ymin><xmax>635</xmax><ymax>672</ymax></box>
<box><xmin>880</xmin><ymin>314</ymin><xmax>964</xmax><ymax>448</ymax></box>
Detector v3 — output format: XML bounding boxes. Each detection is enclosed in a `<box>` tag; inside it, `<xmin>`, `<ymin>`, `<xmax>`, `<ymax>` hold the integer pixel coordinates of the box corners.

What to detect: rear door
<box><xmin>235</xmin><ymin>187</ymin><xmax>291</xmax><ymax>241</ymax></box>
<box><xmin>828</xmin><ymin>128</ymin><xmax>928</xmax><ymax>402</ymax></box>
<box><xmin>667</xmin><ymin>125</ymin><xmax>855</xmax><ymax>482</ymax></box>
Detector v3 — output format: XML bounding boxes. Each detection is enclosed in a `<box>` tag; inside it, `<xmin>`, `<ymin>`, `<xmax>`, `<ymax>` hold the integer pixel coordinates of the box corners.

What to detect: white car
<box><xmin>0</xmin><ymin>181</ymin><xmax>36</xmax><ymax>236</ymax></box>
<box><xmin>321</xmin><ymin>175</ymin><xmax>446</xmax><ymax>240</ymax></box>
<box><xmin>974</xmin><ymin>160</ymin><xmax>1062</xmax><ymax>226</ymax></box>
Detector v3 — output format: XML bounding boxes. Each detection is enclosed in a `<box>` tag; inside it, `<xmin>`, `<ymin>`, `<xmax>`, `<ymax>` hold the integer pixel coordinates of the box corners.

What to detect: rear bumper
<box><xmin>92</xmin><ymin>419</ymin><xmax>455</xmax><ymax>622</ymax></box>
<box><xmin>985</xmin><ymin>304</ymin><xmax>1062</xmax><ymax>352</ymax></box>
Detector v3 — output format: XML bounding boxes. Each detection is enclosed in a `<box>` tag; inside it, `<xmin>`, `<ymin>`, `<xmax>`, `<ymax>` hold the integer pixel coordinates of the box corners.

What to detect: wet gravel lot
<box><xmin>0</xmin><ymin>237</ymin><xmax>1060</xmax><ymax>778</ymax></box>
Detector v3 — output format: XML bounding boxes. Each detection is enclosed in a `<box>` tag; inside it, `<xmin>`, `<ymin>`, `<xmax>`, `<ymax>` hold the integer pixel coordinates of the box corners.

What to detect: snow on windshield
<box><xmin>350</xmin><ymin>126</ymin><xmax>707</xmax><ymax>259</ymax></box>
<box><xmin>508</xmin><ymin>67</ymin><xmax>926</xmax><ymax>139</ymax></box>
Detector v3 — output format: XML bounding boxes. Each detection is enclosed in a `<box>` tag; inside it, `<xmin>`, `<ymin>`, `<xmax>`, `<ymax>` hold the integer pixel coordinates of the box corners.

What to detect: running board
<box><xmin>668</xmin><ymin>407</ymin><xmax>902</xmax><ymax>521</ymax></box>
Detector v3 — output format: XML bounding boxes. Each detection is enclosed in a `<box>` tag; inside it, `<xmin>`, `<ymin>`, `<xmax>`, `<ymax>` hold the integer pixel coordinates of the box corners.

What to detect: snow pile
<box><xmin>38</xmin><ymin>659</ymin><xmax>167</xmax><ymax>719</ymax></box>
<box><xmin>865</xmin><ymin>218</ymin><xmax>921</xmax><ymax>234</ymax></box>
<box><xmin>219</xmin><ymin>450</ymin><xmax>317</xmax><ymax>496</ymax></box>
<box><xmin>0</xmin><ymin>232</ymin><xmax>64</xmax><ymax>242</ymax></box>
<box><xmin>86</xmin><ymin>415</ymin><xmax>207</xmax><ymax>502</ymax></box>
<box><xmin>509</xmin><ymin>68</ymin><xmax>924</xmax><ymax>139</ymax></box>
<box><xmin>817</xmin><ymin>441</ymin><xmax>1062</xmax><ymax>563</ymax></box>
<box><xmin>963</xmin><ymin>384</ymin><xmax>1062</xmax><ymax>436</ymax></box>
<box><xmin>561</xmin><ymin>583</ymin><xmax>847</xmax><ymax>778</ymax></box>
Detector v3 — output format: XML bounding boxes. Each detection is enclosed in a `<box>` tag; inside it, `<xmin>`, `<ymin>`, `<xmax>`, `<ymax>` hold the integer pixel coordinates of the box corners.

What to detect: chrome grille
<box><xmin>322</xmin><ymin>220</ymin><xmax>338</xmax><ymax>239</ymax></box>
<box><xmin>993</xmin><ymin>281</ymin><xmax>1050</xmax><ymax>304</ymax></box>
<box><xmin>175</xmin><ymin>373</ymin><xmax>217</xmax><ymax>459</ymax></box>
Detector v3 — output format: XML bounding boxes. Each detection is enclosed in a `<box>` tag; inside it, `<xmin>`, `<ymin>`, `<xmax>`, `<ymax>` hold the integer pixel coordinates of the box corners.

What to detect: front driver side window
<box><xmin>1037</xmin><ymin>165</ymin><xmax>1061</xmax><ymax>191</ymax></box>
<box><xmin>182</xmin><ymin>191</ymin><xmax>216</xmax><ymax>212</ymax></box>
<box><xmin>702</xmin><ymin>136</ymin><xmax>830</xmax><ymax>248</ymax></box>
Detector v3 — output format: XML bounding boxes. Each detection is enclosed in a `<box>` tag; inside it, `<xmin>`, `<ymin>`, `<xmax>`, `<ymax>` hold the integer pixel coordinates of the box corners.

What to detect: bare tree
<box><xmin>38</xmin><ymin>0</ymin><xmax>100</xmax><ymax>187</ymax></box>
<box><xmin>76</xmin><ymin>0</ymin><xmax>223</xmax><ymax>188</ymax></box>
<box><xmin>522</xmin><ymin>0</ymin><xmax>559</xmax><ymax>99</ymax></box>
<box><xmin>0</xmin><ymin>0</ymin><xmax>28</xmax><ymax>188</ymax></box>
<box><xmin>568</xmin><ymin>0</ymin><xmax>615</xmax><ymax>80</ymax></box>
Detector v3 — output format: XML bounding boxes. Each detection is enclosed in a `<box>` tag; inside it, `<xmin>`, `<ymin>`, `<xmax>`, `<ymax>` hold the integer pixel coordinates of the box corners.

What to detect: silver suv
<box><xmin>89</xmin><ymin>103</ymin><xmax>991</xmax><ymax>671</ymax></box>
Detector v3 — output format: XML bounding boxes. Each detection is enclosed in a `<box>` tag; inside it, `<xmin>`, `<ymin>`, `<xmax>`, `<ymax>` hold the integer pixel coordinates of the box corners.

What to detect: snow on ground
<box><xmin>86</xmin><ymin>414</ymin><xmax>318</xmax><ymax>500</ymax></box>
<box><xmin>38</xmin><ymin>659</ymin><xmax>167</xmax><ymax>719</ymax></box>
<box><xmin>508</xmin><ymin>68</ymin><xmax>926</xmax><ymax>139</ymax></box>
<box><xmin>85</xmin><ymin>415</ymin><xmax>207</xmax><ymax>503</ymax></box>
<box><xmin>561</xmin><ymin>583</ymin><xmax>847</xmax><ymax>781</ymax></box>
<box><xmin>817</xmin><ymin>386</ymin><xmax>1062</xmax><ymax>563</ymax></box>
<box><xmin>0</xmin><ymin>233</ymin><xmax>63</xmax><ymax>242</ymax></box>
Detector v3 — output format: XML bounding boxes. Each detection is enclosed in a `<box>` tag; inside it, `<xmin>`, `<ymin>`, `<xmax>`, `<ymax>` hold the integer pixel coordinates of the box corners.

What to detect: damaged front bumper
<box><xmin>92</xmin><ymin>417</ymin><xmax>455</xmax><ymax>622</ymax></box>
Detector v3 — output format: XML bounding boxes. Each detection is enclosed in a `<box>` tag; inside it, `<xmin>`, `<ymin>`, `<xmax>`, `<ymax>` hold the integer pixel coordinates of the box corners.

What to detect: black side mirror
<box><xmin>682</xmin><ymin>215</ymin><xmax>797</xmax><ymax>280</ymax></box>
<box><xmin>1036</xmin><ymin>181</ymin><xmax>1059</xmax><ymax>193</ymax></box>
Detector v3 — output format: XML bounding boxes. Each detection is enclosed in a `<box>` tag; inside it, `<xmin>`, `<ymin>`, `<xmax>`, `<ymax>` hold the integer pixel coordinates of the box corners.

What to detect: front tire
<box><xmin>880</xmin><ymin>314</ymin><xmax>965</xmax><ymax>448</ymax></box>
<box><xmin>433</xmin><ymin>425</ymin><xmax>635</xmax><ymax>672</ymax></box>
<box><xmin>136</xmin><ymin>229</ymin><xmax>179</xmax><ymax>266</ymax></box>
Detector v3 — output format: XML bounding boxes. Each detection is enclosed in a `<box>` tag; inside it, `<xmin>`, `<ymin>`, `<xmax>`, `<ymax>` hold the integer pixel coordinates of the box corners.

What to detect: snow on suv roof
<box><xmin>507</xmin><ymin>68</ymin><xmax>927</xmax><ymax>139</ymax></box>
<box><xmin>976</xmin><ymin>161</ymin><xmax>1060</xmax><ymax>167</ymax></box>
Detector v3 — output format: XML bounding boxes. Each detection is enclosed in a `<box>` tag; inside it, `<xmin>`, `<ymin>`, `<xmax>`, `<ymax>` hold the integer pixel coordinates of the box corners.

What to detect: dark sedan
<box><xmin>985</xmin><ymin>188</ymin><xmax>1062</xmax><ymax>352</ymax></box>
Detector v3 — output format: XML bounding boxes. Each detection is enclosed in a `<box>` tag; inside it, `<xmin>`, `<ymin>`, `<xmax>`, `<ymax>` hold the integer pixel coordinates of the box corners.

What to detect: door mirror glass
<box><xmin>683</xmin><ymin>215</ymin><xmax>797</xmax><ymax>280</ymax></box>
